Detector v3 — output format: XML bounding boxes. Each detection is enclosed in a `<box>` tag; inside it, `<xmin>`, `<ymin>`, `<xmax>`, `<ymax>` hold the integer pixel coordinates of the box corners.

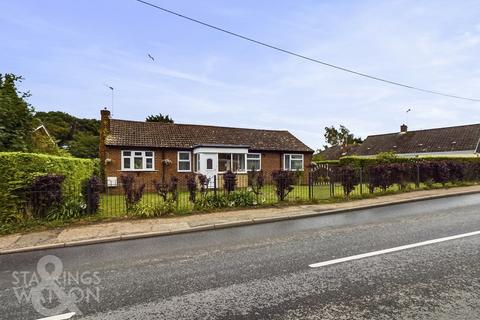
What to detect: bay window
<box><xmin>218</xmin><ymin>153</ymin><xmax>246</xmax><ymax>173</ymax></box>
<box><xmin>122</xmin><ymin>151</ymin><xmax>154</xmax><ymax>171</ymax></box>
<box><xmin>284</xmin><ymin>154</ymin><xmax>304</xmax><ymax>171</ymax></box>
<box><xmin>177</xmin><ymin>151</ymin><xmax>192</xmax><ymax>172</ymax></box>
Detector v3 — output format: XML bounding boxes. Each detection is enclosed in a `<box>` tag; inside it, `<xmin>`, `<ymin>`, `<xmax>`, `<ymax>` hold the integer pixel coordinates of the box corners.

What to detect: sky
<box><xmin>2</xmin><ymin>0</ymin><xmax>480</xmax><ymax>150</ymax></box>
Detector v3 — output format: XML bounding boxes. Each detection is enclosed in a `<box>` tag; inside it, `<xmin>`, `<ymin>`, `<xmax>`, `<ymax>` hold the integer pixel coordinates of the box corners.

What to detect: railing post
<box><xmin>359</xmin><ymin>166</ymin><xmax>363</xmax><ymax>195</ymax></box>
<box><xmin>416</xmin><ymin>164</ymin><xmax>420</xmax><ymax>188</ymax></box>
<box><xmin>86</xmin><ymin>181</ymin><xmax>92</xmax><ymax>214</ymax></box>
<box><xmin>213</xmin><ymin>175</ymin><xmax>217</xmax><ymax>196</ymax></box>
<box><xmin>308</xmin><ymin>172</ymin><xmax>313</xmax><ymax>201</ymax></box>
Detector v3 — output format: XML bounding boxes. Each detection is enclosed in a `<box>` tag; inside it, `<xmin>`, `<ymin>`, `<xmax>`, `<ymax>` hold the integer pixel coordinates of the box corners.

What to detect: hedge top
<box><xmin>0</xmin><ymin>152</ymin><xmax>99</xmax><ymax>191</ymax></box>
<box><xmin>314</xmin><ymin>154</ymin><xmax>480</xmax><ymax>167</ymax></box>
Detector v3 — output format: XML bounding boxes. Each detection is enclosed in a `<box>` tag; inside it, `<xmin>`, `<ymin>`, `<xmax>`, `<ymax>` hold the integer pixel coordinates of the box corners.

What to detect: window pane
<box><xmin>218</xmin><ymin>153</ymin><xmax>230</xmax><ymax>171</ymax></box>
<box><xmin>123</xmin><ymin>151</ymin><xmax>131</xmax><ymax>156</ymax></box>
<box><xmin>291</xmin><ymin>159</ymin><xmax>303</xmax><ymax>170</ymax></box>
<box><xmin>284</xmin><ymin>155</ymin><xmax>290</xmax><ymax>170</ymax></box>
<box><xmin>134</xmin><ymin>152</ymin><xmax>142</xmax><ymax>156</ymax></box>
<box><xmin>134</xmin><ymin>157</ymin><xmax>143</xmax><ymax>169</ymax></box>
<box><xmin>179</xmin><ymin>152</ymin><xmax>190</xmax><ymax>160</ymax></box>
<box><xmin>247</xmin><ymin>153</ymin><xmax>260</xmax><ymax>159</ymax></box>
<box><xmin>146</xmin><ymin>158</ymin><xmax>153</xmax><ymax>169</ymax></box>
<box><xmin>247</xmin><ymin>159</ymin><xmax>260</xmax><ymax>171</ymax></box>
<box><xmin>206</xmin><ymin>158</ymin><xmax>213</xmax><ymax>170</ymax></box>
<box><xmin>179</xmin><ymin>161</ymin><xmax>190</xmax><ymax>171</ymax></box>
<box><xmin>145</xmin><ymin>151</ymin><xmax>153</xmax><ymax>157</ymax></box>
<box><xmin>194</xmin><ymin>154</ymin><xmax>198</xmax><ymax>171</ymax></box>
<box><xmin>233</xmin><ymin>154</ymin><xmax>245</xmax><ymax>172</ymax></box>
<box><xmin>123</xmin><ymin>157</ymin><xmax>131</xmax><ymax>169</ymax></box>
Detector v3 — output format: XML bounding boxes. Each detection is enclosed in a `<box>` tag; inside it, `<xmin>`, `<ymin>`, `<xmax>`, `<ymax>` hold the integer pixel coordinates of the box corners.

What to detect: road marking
<box><xmin>309</xmin><ymin>230</ymin><xmax>480</xmax><ymax>268</ymax></box>
<box><xmin>36</xmin><ymin>312</ymin><xmax>76</xmax><ymax>320</ymax></box>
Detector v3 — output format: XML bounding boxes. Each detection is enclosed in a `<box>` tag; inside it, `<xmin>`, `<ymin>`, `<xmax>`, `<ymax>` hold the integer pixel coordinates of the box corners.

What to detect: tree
<box><xmin>146</xmin><ymin>113</ymin><xmax>174</xmax><ymax>123</ymax></box>
<box><xmin>35</xmin><ymin>111</ymin><xmax>100</xmax><ymax>158</ymax></box>
<box><xmin>0</xmin><ymin>74</ymin><xmax>34</xmax><ymax>151</ymax></box>
<box><xmin>323</xmin><ymin>125</ymin><xmax>362</xmax><ymax>148</ymax></box>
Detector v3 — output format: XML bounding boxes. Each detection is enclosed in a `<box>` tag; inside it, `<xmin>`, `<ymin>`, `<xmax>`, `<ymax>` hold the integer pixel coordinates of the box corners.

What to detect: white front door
<box><xmin>201</xmin><ymin>153</ymin><xmax>217</xmax><ymax>188</ymax></box>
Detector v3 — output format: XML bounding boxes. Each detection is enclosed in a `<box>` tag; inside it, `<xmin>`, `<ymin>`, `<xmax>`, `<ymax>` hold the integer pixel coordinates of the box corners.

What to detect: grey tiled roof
<box><xmin>356</xmin><ymin>124</ymin><xmax>480</xmax><ymax>155</ymax></box>
<box><xmin>105</xmin><ymin>119</ymin><xmax>313</xmax><ymax>152</ymax></box>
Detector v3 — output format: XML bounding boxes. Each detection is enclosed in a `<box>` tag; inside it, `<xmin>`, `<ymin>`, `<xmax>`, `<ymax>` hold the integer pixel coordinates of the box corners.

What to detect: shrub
<box><xmin>186</xmin><ymin>174</ymin><xmax>197</xmax><ymax>203</ymax></box>
<box><xmin>131</xmin><ymin>201</ymin><xmax>174</xmax><ymax>218</ymax></box>
<box><xmin>227</xmin><ymin>191</ymin><xmax>256</xmax><ymax>207</ymax></box>
<box><xmin>194</xmin><ymin>193</ymin><xmax>228</xmax><ymax>209</ymax></box>
<box><xmin>0</xmin><ymin>152</ymin><xmax>97</xmax><ymax>219</ymax></box>
<box><xmin>367</xmin><ymin>164</ymin><xmax>394</xmax><ymax>192</ymax></box>
<box><xmin>248</xmin><ymin>170</ymin><xmax>264</xmax><ymax>198</ymax></box>
<box><xmin>388</xmin><ymin>163</ymin><xmax>412</xmax><ymax>190</ymax></box>
<box><xmin>194</xmin><ymin>191</ymin><xmax>256</xmax><ymax>209</ymax></box>
<box><xmin>272</xmin><ymin>170</ymin><xmax>295</xmax><ymax>201</ymax></box>
<box><xmin>169</xmin><ymin>176</ymin><xmax>179</xmax><ymax>201</ymax></box>
<box><xmin>153</xmin><ymin>181</ymin><xmax>169</xmax><ymax>201</ymax></box>
<box><xmin>198</xmin><ymin>174</ymin><xmax>209</xmax><ymax>195</ymax></box>
<box><xmin>47</xmin><ymin>198</ymin><xmax>86</xmax><ymax>220</ymax></box>
<box><xmin>26</xmin><ymin>174</ymin><xmax>65</xmax><ymax>219</ymax></box>
<box><xmin>0</xmin><ymin>152</ymin><xmax>98</xmax><ymax>195</ymax></box>
<box><xmin>223</xmin><ymin>170</ymin><xmax>236</xmax><ymax>193</ymax></box>
<box><xmin>82</xmin><ymin>176</ymin><xmax>101</xmax><ymax>214</ymax></box>
<box><xmin>338</xmin><ymin>166</ymin><xmax>359</xmax><ymax>197</ymax></box>
<box><xmin>120</xmin><ymin>175</ymin><xmax>145</xmax><ymax>212</ymax></box>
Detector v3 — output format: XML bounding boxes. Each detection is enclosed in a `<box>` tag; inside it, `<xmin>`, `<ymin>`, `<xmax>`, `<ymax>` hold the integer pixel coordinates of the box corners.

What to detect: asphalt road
<box><xmin>2</xmin><ymin>194</ymin><xmax>480</xmax><ymax>319</ymax></box>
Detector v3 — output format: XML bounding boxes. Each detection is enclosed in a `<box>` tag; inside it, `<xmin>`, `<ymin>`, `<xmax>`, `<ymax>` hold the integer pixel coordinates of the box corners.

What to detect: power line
<box><xmin>134</xmin><ymin>0</ymin><xmax>480</xmax><ymax>102</ymax></box>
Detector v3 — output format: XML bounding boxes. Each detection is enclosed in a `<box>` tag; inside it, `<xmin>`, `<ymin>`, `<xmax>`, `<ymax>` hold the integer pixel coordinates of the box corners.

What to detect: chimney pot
<box><xmin>400</xmin><ymin>124</ymin><xmax>408</xmax><ymax>133</ymax></box>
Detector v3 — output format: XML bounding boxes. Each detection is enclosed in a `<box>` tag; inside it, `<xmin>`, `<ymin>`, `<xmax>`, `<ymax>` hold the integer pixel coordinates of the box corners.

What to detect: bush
<box><xmin>82</xmin><ymin>176</ymin><xmax>101</xmax><ymax>214</ymax></box>
<box><xmin>131</xmin><ymin>201</ymin><xmax>175</xmax><ymax>218</ymax></box>
<box><xmin>0</xmin><ymin>152</ymin><xmax>98</xmax><ymax>221</ymax></box>
<box><xmin>194</xmin><ymin>191</ymin><xmax>256</xmax><ymax>209</ymax></box>
<box><xmin>338</xmin><ymin>166</ymin><xmax>359</xmax><ymax>197</ymax></box>
<box><xmin>248</xmin><ymin>170</ymin><xmax>264</xmax><ymax>199</ymax></box>
<box><xmin>272</xmin><ymin>170</ymin><xmax>295</xmax><ymax>201</ymax></box>
<box><xmin>0</xmin><ymin>152</ymin><xmax>98</xmax><ymax>194</ymax></box>
<box><xmin>223</xmin><ymin>170</ymin><xmax>236</xmax><ymax>193</ymax></box>
<box><xmin>120</xmin><ymin>175</ymin><xmax>145</xmax><ymax>212</ymax></box>
<box><xmin>26</xmin><ymin>174</ymin><xmax>65</xmax><ymax>219</ymax></box>
<box><xmin>47</xmin><ymin>198</ymin><xmax>86</xmax><ymax>220</ymax></box>
<box><xmin>186</xmin><ymin>175</ymin><xmax>197</xmax><ymax>203</ymax></box>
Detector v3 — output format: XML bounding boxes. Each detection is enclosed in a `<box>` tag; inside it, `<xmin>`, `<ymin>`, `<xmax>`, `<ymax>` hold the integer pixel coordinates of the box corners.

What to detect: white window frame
<box><xmin>284</xmin><ymin>154</ymin><xmax>304</xmax><ymax>171</ymax></box>
<box><xmin>177</xmin><ymin>151</ymin><xmax>192</xmax><ymax>172</ymax></box>
<box><xmin>121</xmin><ymin>150</ymin><xmax>155</xmax><ymax>171</ymax></box>
<box><xmin>218</xmin><ymin>153</ymin><xmax>247</xmax><ymax>173</ymax></box>
<box><xmin>246</xmin><ymin>153</ymin><xmax>262</xmax><ymax>171</ymax></box>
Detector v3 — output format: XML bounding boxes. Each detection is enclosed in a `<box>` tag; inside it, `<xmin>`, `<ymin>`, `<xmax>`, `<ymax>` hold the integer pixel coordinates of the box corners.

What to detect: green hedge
<box><xmin>0</xmin><ymin>152</ymin><xmax>98</xmax><ymax>191</ymax></box>
<box><xmin>315</xmin><ymin>155</ymin><xmax>480</xmax><ymax>167</ymax></box>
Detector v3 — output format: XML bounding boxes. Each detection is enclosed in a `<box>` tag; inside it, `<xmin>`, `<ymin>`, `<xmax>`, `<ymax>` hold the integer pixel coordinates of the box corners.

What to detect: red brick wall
<box><xmin>104</xmin><ymin>146</ymin><xmax>313</xmax><ymax>188</ymax></box>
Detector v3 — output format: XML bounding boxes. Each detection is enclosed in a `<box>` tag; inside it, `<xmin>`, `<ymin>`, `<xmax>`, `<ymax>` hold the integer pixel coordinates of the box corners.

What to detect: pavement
<box><xmin>2</xmin><ymin>192</ymin><xmax>480</xmax><ymax>319</ymax></box>
<box><xmin>1</xmin><ymin>185</ymin><xmax>480</xmax><ymax>255</ymax></box>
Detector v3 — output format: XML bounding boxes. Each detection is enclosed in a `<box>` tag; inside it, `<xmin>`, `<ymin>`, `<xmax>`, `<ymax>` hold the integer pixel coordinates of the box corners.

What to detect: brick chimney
<box><xmin>400</xmin><ymin>124</ymin><xmax>408</xmax><ymax>133</ymax></box>
<box><xmin>99</xmin><ymin>108</ymin><xmax>111</xmax><ymax>182</ymax></box>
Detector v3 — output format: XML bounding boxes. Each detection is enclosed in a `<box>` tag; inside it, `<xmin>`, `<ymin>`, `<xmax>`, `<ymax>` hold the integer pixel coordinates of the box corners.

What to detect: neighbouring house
<box><xmin>99</xmin><ymin>109</ymin><xmax>313</xmax><ymax>188</ymax></box>
<box><xmin>316</xmin><ymin>144</ymin><xmax>360</xmax><ymax>160</ymax></box>
<box><xmin>346</xmin><ymin>124</ymin><xmax>480</xmax><ymax>159</ymax></box>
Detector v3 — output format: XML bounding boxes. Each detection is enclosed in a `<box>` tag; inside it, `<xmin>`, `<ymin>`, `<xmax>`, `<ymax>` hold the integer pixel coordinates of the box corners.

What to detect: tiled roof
<box><xmin>105</xmin><ymin>119</ymin><xmax>313</xmax><ymax>152</ymax></box>
<box><xmin>355</xmin><ymin>124</ymin><xmax>480</xmax><ymax>156</ymax></box>
<box><xmin>317</xmin><ymin>145</ymin><xmax>360</xmax><ymax>160</ymax></box>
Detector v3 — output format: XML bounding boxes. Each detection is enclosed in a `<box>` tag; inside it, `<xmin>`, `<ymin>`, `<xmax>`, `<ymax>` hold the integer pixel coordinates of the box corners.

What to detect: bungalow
<box><xmin>99</xmin><ymin>109</ymin><xmax>313</xmax><ymax>187</ymax></box>
<box><xmin>318</xmin><ymin>123</ymin><xmax>480</xmax><ymax>160</ymax></box>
